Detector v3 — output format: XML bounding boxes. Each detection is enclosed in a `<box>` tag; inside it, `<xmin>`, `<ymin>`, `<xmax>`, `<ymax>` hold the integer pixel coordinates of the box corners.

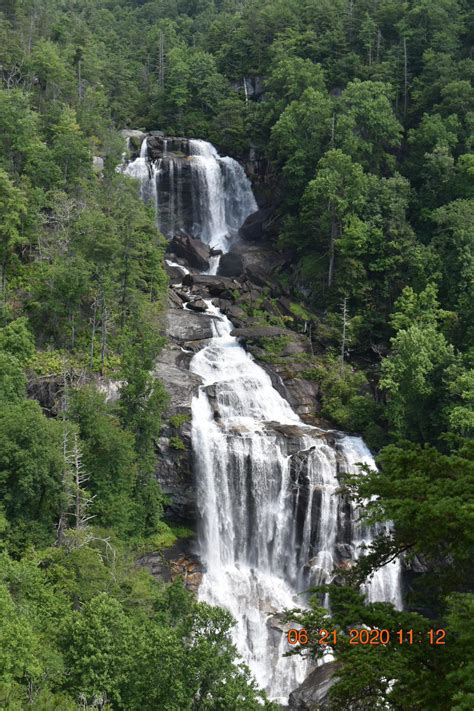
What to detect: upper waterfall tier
<box><xmin>121</xmin><ymin>135</ymin><xmax>257</xmax><ymax>254</ymax></box>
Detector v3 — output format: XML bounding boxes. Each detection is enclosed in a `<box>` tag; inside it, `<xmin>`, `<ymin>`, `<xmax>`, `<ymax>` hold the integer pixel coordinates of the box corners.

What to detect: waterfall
<box><xmin>188</xmin><ymin>139</ymin><xmax>257</xmax><ymax>250</ymax></box>
<box><xmin>190</xmin><ymin>305</ymin><xmax>402</xmax><ymax>703</ymax></box>
<box><xmin>120</xmin><ymin>135</ymin><xmax>256</xmax><ymax>254</ymax></box>
<box><xmin>122</xmin><ymin>132</ymin><xmax>402</xmax><ymax>703</ymax></box>
<box><xmin>121</xmin><ymin>137</ymin><xmax>159</xmax><ymax>207</ymax></box>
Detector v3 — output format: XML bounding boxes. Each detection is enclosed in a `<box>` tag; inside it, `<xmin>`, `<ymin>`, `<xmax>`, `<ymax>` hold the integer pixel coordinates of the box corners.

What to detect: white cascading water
<box><xmin>122</xmin><ymin>133</ymin><xmax>402</xmax><ymax>703</ymax></box>
<box><xmin>121</xmin><ymin>136</ymin><xmax>256</xmax><ymax>258</ymax></box>
<box><xmin>121</xmin><ymin>137</ymin><xmax>160</xmax><ymax>205</ymax></box>
<box><xmin>190</xmin><ymin>305</ymin><xmax>402</xmax><ymax>703</ymax></box>
<box><xmin>340</xmin><ymin>437</ymin><xmax>403</xmax><ymax>608</ymax></box>
<box><xmin>188</xmin><ymin>139</ymin><xmax>257</xmax><ymax>252</ymax></box>
<box><xmin>190</xmin><ymin>303</ymin><xmax>309</xmax><ymax>702</ymax></box>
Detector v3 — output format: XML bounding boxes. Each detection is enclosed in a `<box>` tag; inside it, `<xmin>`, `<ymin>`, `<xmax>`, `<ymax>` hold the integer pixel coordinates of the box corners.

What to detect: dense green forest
<box><xmin>0</xmin><ymin>0</ymin><xmax>472</xmax><ymax>708</ymax></box>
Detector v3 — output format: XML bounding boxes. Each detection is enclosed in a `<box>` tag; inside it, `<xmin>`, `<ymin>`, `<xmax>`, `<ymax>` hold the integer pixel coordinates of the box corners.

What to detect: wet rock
<box><xmin>156</xmin><ymin>427</ymin><xmax>196</xmax><ymax>521</ymax></box>
<box><xmin>239</xmin><ymin>206</ymin><xmax>273</xmax><ymax>242</ymax></box>
<box><xmin>255</xmin><ymin>360</ymin><xmax>322</xmax><ymax>424</ymax></box>
<box><xmin>182</xmin><ymin>339</ymin><xmax>213</xmax><ymax>353</ymax></box>
<box><xmin>168</xmin><ymin>289</ymin><xmax>185</xmax><ymax>309</ymax></box>
<box><xmin>265</xmin><ymin>422</ymin><xmax>319</xmax><ymax>440</ymax></box>
<box><xmin>169</xmin><ymin>553</ymin><xmax>204</xmax><ymax>593</ymax></box>
<box><xmin>165</xmin><ymin>262</ymin><xmax>186</xmax><ymax>283</ymax></box>
<box><xmin>174</xmin><ymin>289</ymin><xmax>191</xmax><ymax>302</ymax></box>
<box><xmin>186</xmin><ymin>299</ymin><xmax>208</xmax><ymax>313</ymax></box>
<box><xmin>147</xmin><ymin>135</ymin><xmax>190</xmax><ymax>160</ymax></box>
<box><xmin>218</xmin><ymin>251</ymin><xmax>245</xmax><ymax>277</ymax></box>
<box><xmin>182</xmin><ymin>273</ymin><xmax>241</xmax><ymax>296</ymax></box>
<box><xmin>288</xmin><ymin>660</ymin><xmax>340</xmax><ymax>710</ymax></box>
<box><xmin>154</xmin><ymin>344</ymin><xmax>202</xmax><ymax>412</ymax></box>
<box><xmin>169</xmin><ymin>234</ymin><xmax>211</xmax><ymax>271</ymax></box>
<box><xmin>166</xmin><ymin>309</ymin><xmax>216</xmax><ymax>341</ymax></box>
<box><xmin>121</xmin><ymin>129</ymin><xmax>146</xmax><ymax>154</ymax></box>
<box><xmin>136</xmin><ymin>537</ymin><xmax>202</xmax><ymax>592</ymax></box>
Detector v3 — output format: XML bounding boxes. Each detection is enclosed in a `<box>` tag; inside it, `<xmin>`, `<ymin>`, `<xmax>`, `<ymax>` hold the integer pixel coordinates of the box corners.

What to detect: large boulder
<box><xmin>169</xmin><ymin>234</ymin><xmax>211</xmax><ymax>271</ymax></box>
<box><xmin>165</xmin><ymin>263</ymin><xmax>187</xmax><ymax>284</ymax></box>
<box><xmin>186</xmin><ymin>299</ymin><xmax>208</xmax><ymax>313</ymax></box>
<box><xmin>238</xmin><ymin>206</ymin><xmax>273</xmax><ymax>242</ymax></box>
<box><xmin>166</xmin><ymin>309</ymin><xmax>217</xmax><ymax>342</ymax></box>
<box><xmin>288</xmin><ymin>661</ymin><xmax>340</xmax><ymax>710</ymax></box>
<box><xmin>218</xmin><ymin>251</ymin><xmax>245</xmax><ymax>277</ymax></box>
<box><xmin>218</xmin><ymin>242</ymin><xmax>288</xmax><ymax>288</ymax></box>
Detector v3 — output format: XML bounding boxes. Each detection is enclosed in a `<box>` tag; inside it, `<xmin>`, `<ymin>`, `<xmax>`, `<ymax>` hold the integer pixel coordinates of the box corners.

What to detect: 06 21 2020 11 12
<box><xmin>287</xmin><ymin>628</ymin><xmax>447</xmax><ymax>646</ymax></box>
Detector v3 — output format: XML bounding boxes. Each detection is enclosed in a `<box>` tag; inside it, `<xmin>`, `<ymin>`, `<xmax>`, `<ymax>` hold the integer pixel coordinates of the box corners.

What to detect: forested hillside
<box><xmin>0</xmin><ymin>0</ymin><xmax>472</xmax><ymax>708</ymax></box>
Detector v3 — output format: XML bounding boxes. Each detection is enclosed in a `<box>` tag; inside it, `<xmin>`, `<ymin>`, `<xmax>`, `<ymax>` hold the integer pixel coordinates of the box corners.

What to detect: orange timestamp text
<box><xmin>287</xmin><ymin>628</ymin><xmax>446</xmax><ymax>646</ymax></box>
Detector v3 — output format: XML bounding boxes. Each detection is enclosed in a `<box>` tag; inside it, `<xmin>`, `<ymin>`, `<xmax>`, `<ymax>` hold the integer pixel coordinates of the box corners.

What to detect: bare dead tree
<box><xmin>56</xmin><ymin>425</ymin><xmax>72</xmax><ymax>546</ymax></box>
<box><xmin>69</xmin><ymin>433</ymin><xmax>96</xmax><ymax>531</ymax></box>
<box><xmin>2</xmin><ymin>62</ymin><xmax>26</xmax><ymax>89</ymax></box>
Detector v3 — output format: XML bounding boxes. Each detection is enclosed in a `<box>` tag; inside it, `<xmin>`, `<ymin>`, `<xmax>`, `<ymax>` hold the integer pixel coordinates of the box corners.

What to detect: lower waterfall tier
<box><xmin>190</xmin><ymin>302</ymin><xmax>402</xmax><ymax>702</ymax></box>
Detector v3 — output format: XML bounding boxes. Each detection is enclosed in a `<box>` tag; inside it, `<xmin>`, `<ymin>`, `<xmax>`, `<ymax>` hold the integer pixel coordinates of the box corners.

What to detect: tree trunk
<box><xmin>100</xmin><ymin>288</ymin><xmax>108</xmax><ymax>374</ymax></box>
<box><xmin>340</xmin><ymin>297</ymin><xmax>348</xmax><ymax>376</ymax></box>
<box><xmin>90</xmin><ymin>297</ymin><xmax>97</xmax><ymax>368</ymax></box>
<box><xmin>403</xmin><ymin>37</ymin><xmax>408</xmax><ymax>117</ymax></box>
<box><xmin>158</xmin><ymin>31</ymin><xmax>165</xmax><ymax>88</ymax></box>
<box><xmin>328</xmin><ymin>207</ymin><xmax>337</xmax><ymax>288</ymax></box>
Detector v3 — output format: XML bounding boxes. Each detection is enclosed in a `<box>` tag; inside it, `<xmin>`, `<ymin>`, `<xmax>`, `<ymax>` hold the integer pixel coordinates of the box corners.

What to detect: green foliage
<box><xmin>304</xmin><ymin>355</ymin><xmax>385</xmax><ymax>448</ymax></box>
<box><xmin>68</xmin><ymin>387</ymin><xmax>138</xmax><ymax>535</ymax></box>
<box><xmin>169</xmin><ymin>435</ymin><xmax>187</xmax><ymax>451</ymax></box>
<box><xmin>381</xmin><ymin>285</ymin><xmax>455</xmax><ymax>440</ymax></box>
<box><xmin>0</xmin><ymin>400</ymin><xmax>63</xmax><ymax>551</ymax></box>
<box><xmin>169</xmin><ymin>413</ymin><xmax>191</xmax><ymax>428</ymax></box>
<box><xmin>0</xmin><ymin>545</ymin><xmax>275</xmax><ymax>709</ymax></box>
<box><xmin>288</xmin><ymin>302</ymin><xmax>313</xmax><ymax>321</ymax></box>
